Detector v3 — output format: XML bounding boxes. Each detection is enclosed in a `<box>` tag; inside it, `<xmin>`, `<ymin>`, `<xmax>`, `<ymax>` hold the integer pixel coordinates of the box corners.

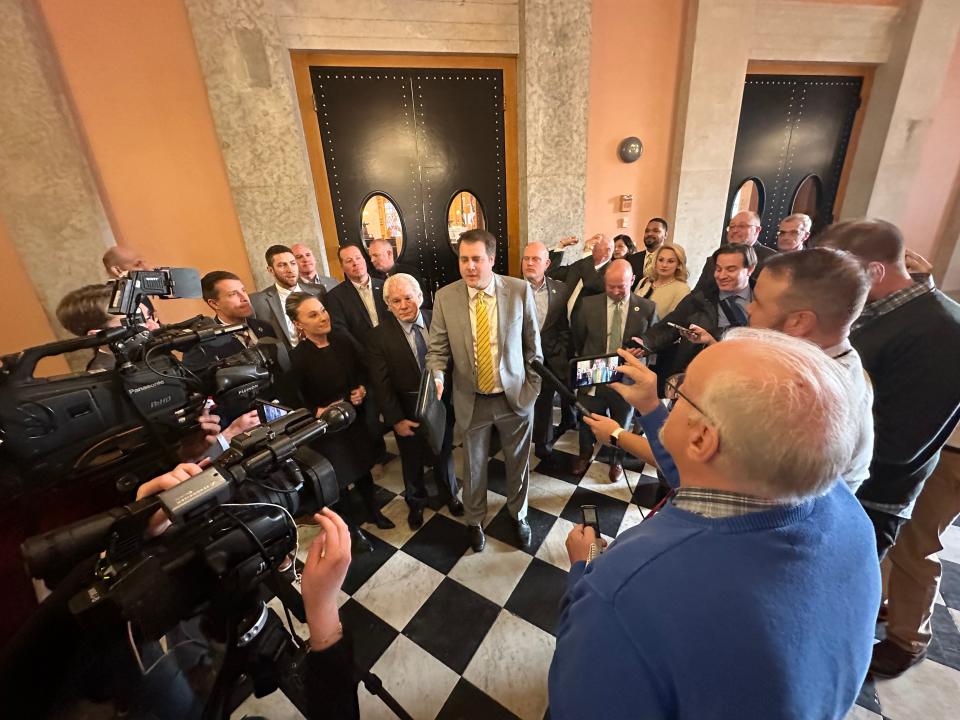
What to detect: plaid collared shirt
<box><xmin>672</xmin><ymin>487</ymin><xmax>785</xmax><ymax>518</ymax></box>
<box><xmin>852</xmin><ymin>281</ymin><xmax>932</xmax><ymax>333</ymax></box>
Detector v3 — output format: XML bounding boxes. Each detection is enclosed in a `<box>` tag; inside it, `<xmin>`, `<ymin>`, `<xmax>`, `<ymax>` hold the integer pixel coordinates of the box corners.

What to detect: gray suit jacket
<box><xmin>572</xmin><ymin>292</ymin><xmax>659</xmax><ymax>358</ymax></box>
<box><xmin>250</xmin><ymin>282</ymin><xmax>325</xmax><ymax>350</ymax></box>
<box><xmin>427</xmin><ymin>275</ymin><xmax>543</xmax><ymax>429</ymax></box>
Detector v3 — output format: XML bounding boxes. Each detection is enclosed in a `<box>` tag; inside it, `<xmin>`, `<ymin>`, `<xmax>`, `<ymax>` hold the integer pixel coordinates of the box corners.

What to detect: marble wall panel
<box><xmin>185</xmin><ymin>0</ymin><xmax>328</xmax><ymax>290</ymax></box>
<box><xmin>520</xmin><ymin>0</ymin><xmax>592</xmax><ymax>248</ymax></box>
<box><xmin>0</xmin><ymin>0</ymin><xmax>114</xmax><ymax>369</ymax></box>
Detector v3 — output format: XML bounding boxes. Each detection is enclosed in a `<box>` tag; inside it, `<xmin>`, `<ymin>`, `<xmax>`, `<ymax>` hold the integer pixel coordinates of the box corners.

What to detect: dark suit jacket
<box><xmin>572</xmin><ymin>292</ymin><xmax>659</xmax><ymax>362</ymax></box>
<box><xmin>536</xmin><ymin>277</ymin><xmax>571</xmax><ymax>378</ymax></box>
<box><xmin>249</xmin><ymin>282</ymin><xmax>326</xmax><ymax>350</ymax></box>
<box><xmin>643</xmin><ymin>286</ymin><xmax>723</xmax><ymax>382</ymax></box>
<box><xmin>325</xmin><ymin>276</ymin><xmax>389</xmax><ymax>356</ymax></box>
<box><xmin>693</xmin><ymin>243</ymin><xmax>776</xmax><ymax>294</ymax></box>
<box><xmin>547</xmin><ymin>255</ymin><xmax>610</xmax><ymax>316</ymax></box>
<box><xmin>303</xmin><ymin>273</ymin><xmax>340</xmax><ymax>292</ymax></box>
<box><xmin>366</xmin><ymin>310</ymin><xmax>434</xmax><ymax>428</ymax></box>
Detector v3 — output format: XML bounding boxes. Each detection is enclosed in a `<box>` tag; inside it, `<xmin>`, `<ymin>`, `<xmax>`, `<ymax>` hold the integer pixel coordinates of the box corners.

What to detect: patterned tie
<box><xmin>412</xmin><ymin>324</ymin><xmax>428</xmax><ymax>370</ymax></box>
<box><xmin>608</xmin><ymin>301</ymin><xmax>623</xmax><ymax>352</ymax></box>
<box><xmin>475</xmin><ymin>291</ymin><xmax>495</xmax><ymax>393</ymax></box>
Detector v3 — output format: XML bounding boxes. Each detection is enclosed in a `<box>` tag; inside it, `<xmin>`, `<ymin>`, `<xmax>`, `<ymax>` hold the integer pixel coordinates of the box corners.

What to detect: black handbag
<box><xmin>414</xmin><ymin>368</ymin><xmax>446</xmax><ymax>456</ymax></box>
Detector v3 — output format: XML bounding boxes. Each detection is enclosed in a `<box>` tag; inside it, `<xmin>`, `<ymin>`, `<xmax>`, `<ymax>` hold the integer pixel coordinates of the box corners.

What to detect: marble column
<box><xmin>519</xmin><ymin>0</ymin><xmax>592</xmax><ymax>249</ymax></box>
<box><xmin>183</xmin><ymin>0</ymin><xmax>329</xmax><ymax>290</ymax></box>
<box><xmin>0</xmin><ymin>0</ymin><xmax>114</xmax><ymax>365</ymax></box>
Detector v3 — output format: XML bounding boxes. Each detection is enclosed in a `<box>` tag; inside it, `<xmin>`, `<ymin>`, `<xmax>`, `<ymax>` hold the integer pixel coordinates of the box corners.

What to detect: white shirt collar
<box><xmin>275</xmin><ymin>283</ymin><xmax>300</xmax><ymax>295</ymax></box>
<box><xmin>468</xmin><ymin>276</ymin><xmax>497</xmax><ymax>299</ymax></box>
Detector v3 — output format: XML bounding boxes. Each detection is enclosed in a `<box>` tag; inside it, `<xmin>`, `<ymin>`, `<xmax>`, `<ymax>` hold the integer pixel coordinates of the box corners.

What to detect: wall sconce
<box><xmin>618</xmin><ymin>136</ymin><xmax>643</xmax><ymax>163</ymax></box>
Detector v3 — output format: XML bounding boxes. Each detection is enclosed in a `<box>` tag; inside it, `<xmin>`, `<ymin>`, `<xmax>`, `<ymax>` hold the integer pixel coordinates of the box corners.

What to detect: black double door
<box><xmin>309</xmin><ymin>67</ymin><xmax>508</xmax><ymax>296</ymax></box>
<box><xmin>726</xmin><ymin>74</ymin><xmax>863</xmax><ymax>246</ymax></box>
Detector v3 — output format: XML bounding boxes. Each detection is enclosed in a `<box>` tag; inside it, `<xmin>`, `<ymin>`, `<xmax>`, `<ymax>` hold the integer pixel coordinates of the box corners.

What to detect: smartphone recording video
<box><xmin>256</xmin><ymin>400</ymin><xmax>291</xmax><ymax>424</ymax></box>
<box><xmin>570</xmin><ymin>353</ymin><xmax>626</xmax><ymax>389</ymax></box>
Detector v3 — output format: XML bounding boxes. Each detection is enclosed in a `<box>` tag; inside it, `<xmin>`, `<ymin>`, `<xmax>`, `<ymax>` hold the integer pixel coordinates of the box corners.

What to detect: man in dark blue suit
<box><xmin>367</xmin><ymin>273</ymin><xmax>463</xmax><ymax>529</ymax></box>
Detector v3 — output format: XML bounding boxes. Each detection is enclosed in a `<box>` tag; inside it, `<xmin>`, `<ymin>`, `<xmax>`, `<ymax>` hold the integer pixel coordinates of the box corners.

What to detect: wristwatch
<box><xmin>609</xmin><ymin>427</ymin><xmax>625</xmax><ymax>448</ymax></box>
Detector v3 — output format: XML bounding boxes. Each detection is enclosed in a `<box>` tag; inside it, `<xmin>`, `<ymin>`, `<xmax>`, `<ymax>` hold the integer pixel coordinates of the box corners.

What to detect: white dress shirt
<box><xmin>276</xmin><ymin>283</ymin><xmax>303</xmax><ymax>345</ymax></box>
<box><xmin>351</xmin><ymin>277</ymin><xmax>380</xmax><ymax>328</ymax></box>
<box><xmin>467</xmin><ymin>277</ymin><xmax>504</xmax><ymax>393</ymax></box>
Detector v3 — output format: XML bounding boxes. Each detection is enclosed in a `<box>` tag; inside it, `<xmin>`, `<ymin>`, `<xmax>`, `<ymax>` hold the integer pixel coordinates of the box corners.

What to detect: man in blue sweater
<box><xmin>549</xmin><ymin>331</ymin><xmax>880</xmax><ymax>720</ymax></box>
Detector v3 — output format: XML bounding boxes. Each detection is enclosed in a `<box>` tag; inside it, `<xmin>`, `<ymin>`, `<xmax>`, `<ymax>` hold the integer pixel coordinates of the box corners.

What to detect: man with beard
<box><xmin>627</xmin><ymin>217</ymin><xmax>669</xmax><ymax>280</ymax></box>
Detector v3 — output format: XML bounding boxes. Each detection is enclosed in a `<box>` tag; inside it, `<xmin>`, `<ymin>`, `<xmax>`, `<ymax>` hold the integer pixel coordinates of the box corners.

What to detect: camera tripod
<box><xmin>203</xmin><ymin>597</ymin><xmax>412</xmax><ymax>720</ymax></box>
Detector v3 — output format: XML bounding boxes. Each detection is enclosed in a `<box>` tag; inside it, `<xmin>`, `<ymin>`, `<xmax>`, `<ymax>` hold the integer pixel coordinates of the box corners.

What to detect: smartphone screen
<box><xmin>571</xmin><ymin>353</ymin><xmax>626</xmax><ymax>388</ymax></box>
<box><xmin>256</xmin><ymin>400</ymin><xmax>290</xmax><ymax>423</ymax></box>
<box><xmin>667</xmin><ymin>322</ymin><xmax>699</xmax><ymax>341</ymax></box>
<box><xmin>581</xmin><ymin>504</ymin><xmax>601</xmax><ymax>537</ymax></box>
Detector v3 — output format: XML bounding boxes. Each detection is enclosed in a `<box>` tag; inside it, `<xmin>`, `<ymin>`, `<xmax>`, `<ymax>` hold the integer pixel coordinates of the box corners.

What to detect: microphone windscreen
<box><xmin>320</xmin><ymin>400</ymin><xmax>356</xmax><ymax>433</ymax></box>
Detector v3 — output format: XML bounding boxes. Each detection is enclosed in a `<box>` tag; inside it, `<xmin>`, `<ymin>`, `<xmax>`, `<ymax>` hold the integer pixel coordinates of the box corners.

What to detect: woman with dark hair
<box><xmin>283</xmin><ymin>292</ymin><xmax>394</xmax><ymax>551</ymax></box>
<box><xmin>612</xmin><ymin>234</ymin><xmax>636</xmax><ymax>259</ymax></box>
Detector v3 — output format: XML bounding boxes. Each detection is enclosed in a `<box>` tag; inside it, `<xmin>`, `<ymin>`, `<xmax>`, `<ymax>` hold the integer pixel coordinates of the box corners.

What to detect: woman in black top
<box><xmin>284</xmin><ymin>293</ymin><xmax>394</xmax><ymax>549</ymax></box>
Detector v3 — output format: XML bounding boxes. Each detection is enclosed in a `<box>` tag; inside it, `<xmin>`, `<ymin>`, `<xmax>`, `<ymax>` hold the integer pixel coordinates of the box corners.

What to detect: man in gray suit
<box><xmin>250</xmin><ymin>244</ymin><xmax>326</xmax><ymax>349</ymax></box>
<box><xmin>572</xmin><ymin>259</ymin><xmax>658</xmax><ymax>481</ymax></box>
<box><xmin>427</xmin><ymin>229</ymin><xmax>543</xmax><ymax>552</ymax></box>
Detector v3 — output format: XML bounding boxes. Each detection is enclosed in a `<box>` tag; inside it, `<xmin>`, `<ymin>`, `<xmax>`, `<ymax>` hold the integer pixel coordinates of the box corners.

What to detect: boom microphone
<box><xmin>530</xmin><ymin>359</ymin><xmax>592</xmax><ymax>416</ymax></box>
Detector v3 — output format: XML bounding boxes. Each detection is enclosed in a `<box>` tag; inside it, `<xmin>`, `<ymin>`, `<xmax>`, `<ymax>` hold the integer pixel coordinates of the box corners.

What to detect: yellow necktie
<box><xmin>475</xmin><ymin>291</ymin><xmax>495</xmax><ymax>393</ymax></box>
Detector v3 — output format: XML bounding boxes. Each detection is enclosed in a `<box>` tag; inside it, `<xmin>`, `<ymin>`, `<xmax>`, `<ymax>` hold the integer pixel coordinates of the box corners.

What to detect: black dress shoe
<box><xmin>515</xmin><ymin>518</ymin><xmax>532</xmax><ymax>549</ymax></box>
<box><xmin>408</xmin><ymin>506</ymin><xmax>424</xmax><ymax>530</ymax></box>
<box><xmin>870</xmin><ymin>638</ymin><xmax>927</xmax><ymax>679</ymax></box>
<box><xmin>469</xmin><ymin>525</ymin><xmax>486</xmax><ymax>552</ymax></box>
<box><xmin>556</xmin><ymin>419</ymin><xmax>577</xmax><ymax>436</ymax></box>
<box><xmin>370</xmin><ymin>510</ymin><xmax>395</xmax><ymax>530</ymax></box>
<box><xmin>447</xmin><ymin>498</ymin><xmax>465</xmax><ymax>516</ymax></box>
<box><xmin>534</xmin><ymin>444</ymin><xmax>552</xmax><ymax>460</ymax></box>
<box><xmin>350</xmin><ymin>526</ymin><xmax>374</xmax><ymax>553</ymax></box>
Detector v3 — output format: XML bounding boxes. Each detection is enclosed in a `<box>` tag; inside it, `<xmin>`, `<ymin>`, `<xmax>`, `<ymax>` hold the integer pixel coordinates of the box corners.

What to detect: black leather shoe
<box><xmin>350</xmin><ymin>526</ymin><xmax>374</xmax><ymax>553</ymax></box>
<box><xmin>469</xmin><ymin>525</ymin><xmax>486</xmax><ymax>552</ymax></box>
<box><xmin>447</xmin><ymin>498</ymin><xmax>465</xmax><ymax>517</ymax></box>
<box><xmin>870</xmin><ymin>638</ymin><xmax>927</xmax><ymax>679</ymax></box>
<box><xmin>534</xmin><ymin>444</ymin><xmax>552</xmax><ymax>459</ymax></box>
<box><xmin>370</xmin><ymin>510</ymin><xmax>395</xmax><ymax>530</ymax></box>
<box><xmin>515</xmin><ymin>518</ymin><xmax>532</xmax><ymax>550</ymax></box>
<box><xmin>408</xmin><ymin>506</ymin><xmax>424</xmax><ymax>530</ymax></box>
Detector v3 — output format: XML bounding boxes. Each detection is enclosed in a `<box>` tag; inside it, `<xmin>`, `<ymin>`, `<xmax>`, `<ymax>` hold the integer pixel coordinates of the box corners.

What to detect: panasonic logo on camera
<box><xmin>128</xmin><ymin>380</ymin><xmax>165</xmax><ymax>394</ymax></box>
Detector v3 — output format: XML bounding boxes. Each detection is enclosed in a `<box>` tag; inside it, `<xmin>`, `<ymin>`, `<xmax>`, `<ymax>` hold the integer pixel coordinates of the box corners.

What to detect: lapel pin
<box><xmin>633</xmin><ymin>306</ymin><xmax>640</xmax><ymax>312</ymax></box>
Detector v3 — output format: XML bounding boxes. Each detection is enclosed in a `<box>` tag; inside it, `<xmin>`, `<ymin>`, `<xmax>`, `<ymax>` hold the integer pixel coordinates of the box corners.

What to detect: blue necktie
<box><xmin>720</xmin><ymin>297</ymin><xmax>749</xmax><ymax>327</ymax></box>
<box><xmin>412</xmin><ymin>324</ymin><xmax>428</xmax><ymax>369</ymax></box>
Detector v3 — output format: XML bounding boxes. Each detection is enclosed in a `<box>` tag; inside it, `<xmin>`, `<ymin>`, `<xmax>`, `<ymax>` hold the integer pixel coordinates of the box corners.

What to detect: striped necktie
<box><xmin>475</xmin><ymin>291</ymin><xmax>495</xmax><ymax>393</ymax></box>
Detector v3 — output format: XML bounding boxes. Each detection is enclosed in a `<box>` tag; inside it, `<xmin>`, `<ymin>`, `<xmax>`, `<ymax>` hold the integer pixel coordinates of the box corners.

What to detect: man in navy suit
<box><xmin>367</xmin><ymin>273</ymin><xmax>463</xmax><ymax>529</ymax></box>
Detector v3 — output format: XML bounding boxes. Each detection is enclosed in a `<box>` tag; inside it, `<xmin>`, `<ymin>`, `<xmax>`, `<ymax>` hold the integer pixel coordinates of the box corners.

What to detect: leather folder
<box><xmin>414</xmin><ymin>368</ymin><xmax>446</xmax><ymax>456</ymax></box>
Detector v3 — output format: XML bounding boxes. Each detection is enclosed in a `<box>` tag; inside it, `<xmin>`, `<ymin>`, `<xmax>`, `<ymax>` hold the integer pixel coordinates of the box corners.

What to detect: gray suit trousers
<box><xmin>461</xmin><ymin>393</ymin><xmax>532</xmax><ymax>526</ymax></box>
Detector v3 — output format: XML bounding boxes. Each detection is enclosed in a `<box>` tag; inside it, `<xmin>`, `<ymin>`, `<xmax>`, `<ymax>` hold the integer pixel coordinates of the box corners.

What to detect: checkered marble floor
<box><xmin>236</xmin><ymin>427</ymin><xmax>960</xmax><ymax>720</ymax></box>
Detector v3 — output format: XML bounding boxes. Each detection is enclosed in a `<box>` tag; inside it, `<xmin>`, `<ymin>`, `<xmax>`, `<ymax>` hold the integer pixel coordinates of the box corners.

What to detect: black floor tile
<box><xmin>559</xmin><ymin>486</ymin><xmax>629</xmax><ymax>540</ymax></box>
<box><xmin>939</xmin><ymin>559</ymin><xmax>960</xmax><ymax>610</ymax></box>
<box><xmin>485</xmin><ymin>503</ymin><xmax>557</xmax><ymax>555</ymax></box>
<box><xmin>486</xmin><ymin>458</ymin><xmax>509</xmax><ymax>497</ymax></box>
<box><xmin>403</xmin><ymin>578</ymin><xmax>500</xmax><ymax>674</ymax></box>
<box><xmin>342</xmin><ymin>532</ymin><xmax>396</xmax><ymax>595</ymax></box>
<box><xmin>534</xmin><ymin>449</ymin><xmax>585</xmax><ymax>484</ymax></box>
<box><xmin>435</xmin><ymin>677</ymin><xmax>520</xmax><ymax>720</ymax></box>
<box><xmin>401</xmin><ymin>513</ymin><xmax>472</xmax><ymax>574</ymax></box>
<box><xmin>855</xmin><ymin>671</ymin><xmax>882</xmax><ymax>714</ymax></box>
<box><xmin>338</xmin><ymin>598</ymin><xmax>398</xmax><ymax>672</ymax></box>
<box><xmin>631</xmin><ymin>478</ymin><xmax>671</xmax><ymax>510</ymax></box>
<box><xmin>927</xmin><ymin>603</ymin><xmax>960</xmax><ymax>672</ymax></box>
<box><xmin>504</xmin><ymin>557</ymin><xmax>570</xmax><ymax>636</ymax></box>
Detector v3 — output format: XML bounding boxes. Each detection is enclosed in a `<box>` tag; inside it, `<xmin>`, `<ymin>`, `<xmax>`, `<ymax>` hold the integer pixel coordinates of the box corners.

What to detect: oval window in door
<box><xmin>730</xmin><ymin>177</ymin><xmax>764</xmax><ymax>218</ymax></box>
<box><xmin>360</xmin><ymin>193</ymin><xmax>405</xmax><ymax>257</ymax></box>
<box><xmin>791</xmin><ymin>174</ymin><xmax>822</xmax><ymax>222</ymax></box>
<box><xmin>447</xmin><ymin>191</ymin><xmax>486</xmax><ymax>249</ymax></box>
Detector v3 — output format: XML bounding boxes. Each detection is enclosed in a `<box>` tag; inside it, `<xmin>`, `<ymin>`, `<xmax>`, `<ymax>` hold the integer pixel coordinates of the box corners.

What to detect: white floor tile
<box><xmin>580</xmin><ymin>461</ymin><xmax>634</xmax><ymax>502</ymax></box>
<box><xmin>939</xmin><ymin>525</ymin><xmax>960</xmax><ymax>565</ymax></box>
<box><xmin>363</xmin><ymin>495</ymin><xmax>435</xmax><ymax>548</ymax></box>
<box><xmin>464</xmin><ymin>610</ymin><xmax>555</xmax><ymax>720</ymax></box>
<box><xmin>438</xmin><ymin>489</ymin><xmax>506</xmax><ymax>526</ymax></box>
<box><xmin>373</xmin><ymin>455</ymin><xmax>407</xmax><ymax>495</ymax></box>
<box><xmin>448</xmin><ymin>535</ymin><xmax>534</xmax><ymax>605</ymax></box>
<box><xmin>552</xmin><ymin>429</ymin><xmax>581</xmax><ymax>456</ymax></box>
<box><xmin>528</xmin><ymin>471</ymin><xmax>578</xmax><ymax>516</ymax></box>
<box><xmin>617</xmin><ymin>504</ymin><xmax>648</xmax><ymax>537</ymax></box>
<box><xmin>535</xmin><ymin>516</ymin><xmax>578</xmax><ymax>571</ymax></box>
<box><xmin>875</xmin><ymin>658</ymin><xmax>960</xmax><ymax>720</ymax></box>
<box><xmin>844</xmin><ymin>705</ymin><xmax>882</xmax><ymax>720</ymax></box>
<box><xmin>352</xmin><ymin>551</ymin><xmax>444</xmax><ymax>631</ymax></box>
<box><xmin>359</xmin><ymin>634</ymin><xmax>459</xmax><ymax>720</ymax></box>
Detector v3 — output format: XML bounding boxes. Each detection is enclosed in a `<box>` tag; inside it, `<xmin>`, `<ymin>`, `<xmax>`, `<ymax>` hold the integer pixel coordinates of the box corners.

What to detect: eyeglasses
<box><xmin>664</xmin><ymin>373</ymin><xmax>712</xmax><ymax>421</ymax></box>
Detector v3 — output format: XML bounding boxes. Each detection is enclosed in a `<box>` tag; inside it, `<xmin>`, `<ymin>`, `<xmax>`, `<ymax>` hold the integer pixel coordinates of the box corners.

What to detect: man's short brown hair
<box><xmin>817</xmin><ymin>219</ymin><xmax>904</xmax><ymax>265</ymax></box>
<box><xmin>458</xmin><ymin>229</ymin><xmax>497</xmax><ymax>258</ymax></box>
<box><xmin>56</xmin><ymin>284</ymin><xmax>113</xmax><ymax>336</ymax></box>
<box><xmin>761</xmin><ymin>248</ymin><xmax>870</xmax><ymax>332</ymax></box>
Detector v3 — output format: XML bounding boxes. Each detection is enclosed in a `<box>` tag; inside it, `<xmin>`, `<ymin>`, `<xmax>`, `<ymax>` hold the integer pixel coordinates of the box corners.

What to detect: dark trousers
<box><xmin>578</xmin><ymin>385</ymin><xmax>633</xmax><ymax>465</ymax></box>
<box><xmin>533</xmin><ymin>385</ymin><xmax>576</xmax><ymax>449</ymax></box>
<box><xmin>864</xmin><ymin>506</ymin><xmax>908</xmax><ymax>561</ymax></box>
<box><xmin>362</xmin><ymin>387</ymin><xmax>388</xmax><ymax>464</ymax></box>
<box><xmin>396</xmin><ymin>423</ymin><xmax>457</xmax><ymax>509</ymax></box>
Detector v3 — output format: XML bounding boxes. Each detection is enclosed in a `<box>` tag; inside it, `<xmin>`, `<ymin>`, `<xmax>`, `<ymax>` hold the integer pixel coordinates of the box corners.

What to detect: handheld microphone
<box><xmin>530</xmin><ymin>359</ymin><xmax>592</xmax><ymax>416</ymax></box>
<box><xmin>149</xmin><ymin>323</ymin><xmax>246</xmax><ymax>352</ymax></box>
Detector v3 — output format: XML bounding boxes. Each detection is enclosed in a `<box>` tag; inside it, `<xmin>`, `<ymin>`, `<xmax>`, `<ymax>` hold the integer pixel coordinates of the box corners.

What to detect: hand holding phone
<box><xmin>581</xmin><ymin>504</ymin><xmax>601</xmax><ymax>538</ymax></box>
<box><xmin>667</xmin><ymin>321</ymin><xmax>700</xmax><ymax>342</ymax></box>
